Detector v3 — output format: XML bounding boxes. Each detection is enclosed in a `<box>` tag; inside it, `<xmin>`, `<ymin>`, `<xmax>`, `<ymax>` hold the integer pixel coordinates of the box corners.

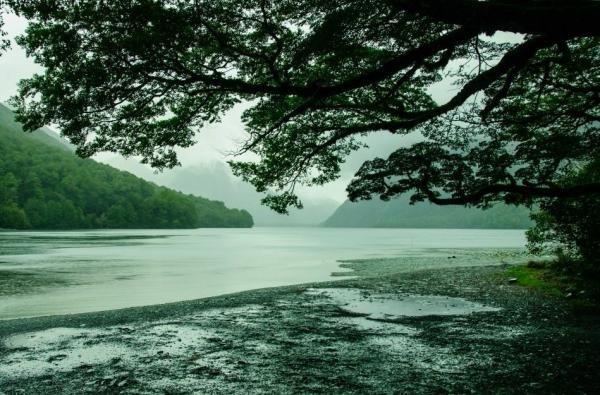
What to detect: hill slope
<box><xmin>0</xmin><ymin>104</ymin><xmax>253</xmax><ymax>229</ymax></box>
<box><xmin>100</xmin><ymin>156</ymin><xmax>340</xmax><ymax>226</ymax></box>
<box><xmin>145</xmin><ymin>163</ymin><xmax>339</xmax><ymax>226</ymax></box>
<box><xmin>324</xmin><ymin>196</ymin><xmax>532</xmax><ymax>229</ymax></box>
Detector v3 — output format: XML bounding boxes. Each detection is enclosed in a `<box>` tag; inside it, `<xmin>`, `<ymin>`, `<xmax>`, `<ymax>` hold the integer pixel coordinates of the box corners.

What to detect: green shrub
<box><xmin>527</xmin><ymin>160</ymin><xmax>600</xmax><ymax>278</ymax></box>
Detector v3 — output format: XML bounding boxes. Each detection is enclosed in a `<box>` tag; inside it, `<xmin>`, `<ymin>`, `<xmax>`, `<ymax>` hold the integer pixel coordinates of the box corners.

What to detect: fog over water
<box><xmin>0</xmin><ymin>228</ymin><xmax>526</xmax><ymax>319</ymax></box>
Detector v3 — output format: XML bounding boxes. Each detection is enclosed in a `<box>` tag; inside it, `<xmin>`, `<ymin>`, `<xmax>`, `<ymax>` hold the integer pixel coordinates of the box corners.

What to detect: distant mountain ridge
<box><xmin>0</xmin><ymin>104</ymin><xmax>253</xmax><ymax>229</ymax></box>
<box><xmin>106</xmin><ymin>159</ymin><xmax>340</xmax><ymax>226</ymax></box>
<box><xmin>324</xmin><ymin>196</ymin><xmax>532</xmax><ymax>229</ymax></box>
<box><xmin>152</xmin><ymin>164</ymin><xmax>340</xmax><ymax>226</ymax></box>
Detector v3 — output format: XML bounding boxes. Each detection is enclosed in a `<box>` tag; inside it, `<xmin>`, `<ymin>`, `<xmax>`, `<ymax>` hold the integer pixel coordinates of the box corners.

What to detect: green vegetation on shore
<box><xmin>506</xmin><ymin>263</ymin><xmax>564</xmax><ymax>297</ymax></box>
<box><xmin>505</xmin><ymin>261</ymin><xmax>600</xmax><ymax>308</ymax></box>
<box><xmin>527</xmin><ymin>160</ymin><xmax>600</xmax><ymax>280</ymax></box>
<box><xmin>0</xmin><ymin>104</ymin><xmax>253</xmax><ymax>229</ymax></box>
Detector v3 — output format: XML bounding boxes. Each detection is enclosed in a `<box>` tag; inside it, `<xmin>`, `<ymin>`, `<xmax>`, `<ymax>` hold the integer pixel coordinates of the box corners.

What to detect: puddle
<box><xmin>4</xmin><ymin>327</ymin><xmax>107</xmax><ymax>350</ymax></box>
<box><xmin>1</xmin><ymin>340</ymin><xmax>129</xmax><ymax>378</ymax></box>
<box><xmin>334</xmin><ymin>316</ymin><xmax>418</xmax><ymax>334</ymax></box>
<box><xmin>0</xmin><ymin>313</ymin><xmax>229</xmax><ymax>380</ymax></box>
<box><xmin>306</xmin><ymin>288</ymin><xmax>500</xmax><ymax>319</ymax></box>
<box><xmin>0</xmin><ymin>290</ymin><xmax>502</xmax><ymax>390</ymax></box>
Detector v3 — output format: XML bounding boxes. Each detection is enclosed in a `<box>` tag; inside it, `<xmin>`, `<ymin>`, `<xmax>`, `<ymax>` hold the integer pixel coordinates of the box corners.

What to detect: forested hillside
<box><xmin>0</xmin><ymin>104</ymin><xmax>253</xmax><ymax>229</ymax></box>
<box><xmin>324</xmin><ymin>196</ymin><xmax>532</xmax><ymax>229</ymax></box>
<box><xmin>135</xmin><ymin>162</ymin><xmax>339</xmax><ymax>226</ymax></box>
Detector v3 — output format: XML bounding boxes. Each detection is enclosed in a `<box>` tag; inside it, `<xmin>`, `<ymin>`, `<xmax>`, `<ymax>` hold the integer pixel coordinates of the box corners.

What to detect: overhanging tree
<box><xmin>2</xmin><ymin>0</ymin><xmax>600</xmax><ymax>213</ymax></box>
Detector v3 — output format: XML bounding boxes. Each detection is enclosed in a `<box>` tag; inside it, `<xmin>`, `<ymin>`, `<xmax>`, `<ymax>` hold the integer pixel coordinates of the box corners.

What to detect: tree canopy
<box><xmin>2</xmin><ymin>0</ymin><xmax>600</xmax><ymax>213</ymax></box>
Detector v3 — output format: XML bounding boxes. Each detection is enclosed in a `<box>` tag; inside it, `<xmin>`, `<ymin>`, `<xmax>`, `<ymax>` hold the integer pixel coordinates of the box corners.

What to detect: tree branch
<box><xmin>391</xmin><ymin>0</ymin><xmax>600</xmax><ymax>37</ymax></box>
<box><xmin>424</xmin><ymin>183</ymin><xmax>600</xmax><ymax>205</ymax></box>
<box><xmin>181</xmin><ymin>27</ymin><xmax>478</xmax><ymax>98</ymax></box>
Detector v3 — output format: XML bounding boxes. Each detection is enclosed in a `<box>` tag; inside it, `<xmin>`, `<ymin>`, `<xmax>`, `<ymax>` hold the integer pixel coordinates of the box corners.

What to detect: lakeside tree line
<box><xmin>0</xmin><ymin>107</ymin><xmax>253</xmax><ymax>230</ymax></box>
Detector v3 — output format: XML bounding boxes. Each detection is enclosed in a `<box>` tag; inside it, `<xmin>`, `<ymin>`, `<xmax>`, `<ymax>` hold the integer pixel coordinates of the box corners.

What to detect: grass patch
<box><xmin>506</xmin><ymin>263</ymin><xmax>564</xmax><ymax>297</ymax></box>
<box><xmin>505</xmin><ymin>261</ymin><xmax>600</xmax><ymax>310</ymax></box>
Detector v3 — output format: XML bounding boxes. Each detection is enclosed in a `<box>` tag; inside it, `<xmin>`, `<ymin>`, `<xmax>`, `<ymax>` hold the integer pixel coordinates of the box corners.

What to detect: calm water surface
<box><xmin>0</xmin><ymin>227</ymin><xmax>526</xmax><ymax>319</ymax></box>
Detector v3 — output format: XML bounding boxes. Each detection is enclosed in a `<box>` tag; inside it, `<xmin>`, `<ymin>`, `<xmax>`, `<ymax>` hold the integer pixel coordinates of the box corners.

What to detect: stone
<box><xmin>46</xmin><ymin>354</ymin><xmax>68</xmax><ymax>363</ymax></box>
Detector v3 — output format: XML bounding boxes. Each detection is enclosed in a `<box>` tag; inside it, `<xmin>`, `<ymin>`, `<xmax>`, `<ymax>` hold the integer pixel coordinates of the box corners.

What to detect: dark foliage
<box><xmin>527</xmin><ymin>161</ymin><xmax>600</xmax><ymax>277</ymax></box>
<box><xmin>0</xmin><ymin>1</ymin><xmax>599</xmax><ymax>213</ymax></box>
<box><xmin>0</xmin><ymin>105</ymin><xmax>253</xmax><ymax>229</ymax></box>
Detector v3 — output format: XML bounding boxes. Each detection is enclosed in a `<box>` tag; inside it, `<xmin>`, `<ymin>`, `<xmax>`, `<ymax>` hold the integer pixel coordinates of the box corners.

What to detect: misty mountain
<box><xmin>0</xmin><ymin>104</ymin><xmax>253</xmax><ymax>229</ymax></box>
<box><xmin>143</xmin><ymin>163</ymin><xmax>340</xmax><ymax>226</ymax></box>
<box><xmin>324</xmin><ymin>195</ymin><xmax>532</xmax><ymax>229</ymax></box>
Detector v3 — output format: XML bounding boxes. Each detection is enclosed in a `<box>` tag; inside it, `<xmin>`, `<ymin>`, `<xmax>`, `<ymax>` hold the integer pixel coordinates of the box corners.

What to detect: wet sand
<box><xmin>1</xmin><ymin>256</ymin><xmax>599</xmax><ymax>394</ymax></box>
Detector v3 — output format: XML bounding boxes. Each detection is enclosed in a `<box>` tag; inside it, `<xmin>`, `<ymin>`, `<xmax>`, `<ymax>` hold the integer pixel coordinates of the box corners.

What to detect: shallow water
<box><xmin>0</xmin><ymin>227</ymin><xmax>526</xmax><ymax>319</ymax></box>
<box><xmin>306</xmin><ymin>288</ymin><xmax>501</xmax><ymax>318</ymax></box>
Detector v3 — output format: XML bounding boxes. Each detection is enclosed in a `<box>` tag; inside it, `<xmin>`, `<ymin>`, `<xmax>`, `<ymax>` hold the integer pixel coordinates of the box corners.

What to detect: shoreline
<box><xmin>1</xmin><ymin>257</ymin><xmax>599</xmax><ymax>393</ymax></box>
<box><xmin>0</xmin><ymin>246</ymin><xmax>528</xmax><ymax>321</ymax></box>
<box><xmin>0</xmin><ymin>278</ymin><xmax>331</xmax><ymax>337</ymax></box>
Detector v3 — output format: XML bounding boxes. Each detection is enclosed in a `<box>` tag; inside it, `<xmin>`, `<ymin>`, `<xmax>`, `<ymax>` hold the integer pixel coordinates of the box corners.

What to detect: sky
<box><xmin>0</xmin><ymin>13</ymin><xmax>476</xmax><ymax>204</ymax></box>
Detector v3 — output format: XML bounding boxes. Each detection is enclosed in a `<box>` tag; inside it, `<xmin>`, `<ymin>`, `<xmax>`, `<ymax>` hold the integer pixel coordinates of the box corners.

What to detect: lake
<box><xmin>0</xmin><ymin>227</ymin><xmax>526</xmax><ymax>320</ymax></box>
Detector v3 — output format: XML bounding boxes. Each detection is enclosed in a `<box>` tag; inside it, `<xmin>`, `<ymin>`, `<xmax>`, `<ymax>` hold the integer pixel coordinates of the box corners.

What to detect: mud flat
<box><xmin>1</xmin><ymin>252</ymin><xmax>599</xmax><ymax>394</ymax></box>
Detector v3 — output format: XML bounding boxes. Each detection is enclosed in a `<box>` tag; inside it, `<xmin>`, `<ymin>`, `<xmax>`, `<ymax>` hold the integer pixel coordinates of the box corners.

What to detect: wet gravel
<box><xmin>0</xmin><ymin>260</ymin><xmax>599</xmax><ymax>394</ymax></box>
